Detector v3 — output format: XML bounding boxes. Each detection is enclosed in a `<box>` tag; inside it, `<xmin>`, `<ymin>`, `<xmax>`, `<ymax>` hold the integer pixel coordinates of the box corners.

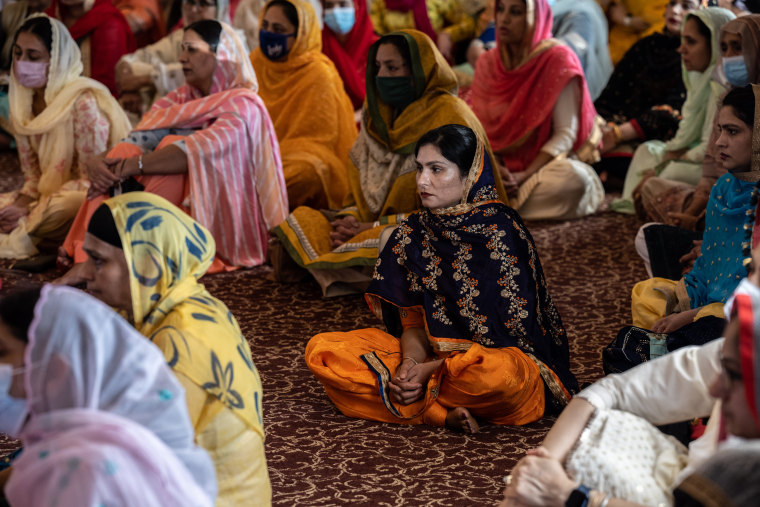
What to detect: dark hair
<box><xmin>414</xmin><ymin>124</ymin><xmax>477</xmax><ymax>177</ymax></box>
<box><xmin>688</xmin><ymin>15</ymin><xmax>712</xmax><ymax>61</ymax></box>
<box><xmin>87</xmin><ymin>203</ymin><xmax>123</xmax><ymax>249</ymax></box>
<box><xmin>376</xmin><ymin>34</ymin><xmax>412</xmax><ymax>70</ymax></box>
<box><xmin>722</xmin><ymin>85</ymin><xmax>756</xmax><ymax>127</ymax></box>
<box><xmin>266</xmin><ymin>0</ymin><xmax>299</xmax><ymax>32</ymax></box>
<box><xmin>185</xmin><ymin>19</ymin><xmax>223</xmax><ymax>52</ymax></box>
<box><xmin>0</xmin><ymin>286</ymin><xmax>43</xmax><ymax>343</ymax></box>
<box><xmin>14</xmin><ymin>16</ymin><xmax>53</xmax><ymax>55</ymax></box>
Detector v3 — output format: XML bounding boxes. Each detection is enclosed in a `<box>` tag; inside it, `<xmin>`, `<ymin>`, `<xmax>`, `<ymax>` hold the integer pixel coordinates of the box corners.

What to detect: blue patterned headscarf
<box><xmin>93</xmin><ymin>192</ymin><xmax>265</xmax><ymax>437</ymax></box>
<box><xmin>366</xmin><ymin>133</ymin><xmax>578</xmax><ymax>396</ymax></box>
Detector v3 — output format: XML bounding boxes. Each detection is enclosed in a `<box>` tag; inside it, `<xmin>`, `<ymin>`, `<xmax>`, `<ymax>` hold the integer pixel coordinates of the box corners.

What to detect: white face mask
<box><xmin>0</xmin><ymin>363</ymin><xmax>28</xmax><ymax>437</ymax></box>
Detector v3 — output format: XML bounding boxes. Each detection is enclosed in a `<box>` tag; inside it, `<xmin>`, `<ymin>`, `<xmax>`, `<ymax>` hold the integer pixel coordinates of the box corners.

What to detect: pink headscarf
<box><xmin>4</xmin><ymin>285</ymin><xmax>216</xmax><ymax>506</ymax></box>
<box><xmin>470</xmin><ymin>0</ymin><xmax>598</xmax><ymax>172</ymax></box>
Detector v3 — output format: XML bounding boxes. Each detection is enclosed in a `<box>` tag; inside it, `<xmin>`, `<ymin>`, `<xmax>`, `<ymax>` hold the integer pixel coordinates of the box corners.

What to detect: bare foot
<box><xmin>445</xmin><ymin>407</ymin><xmax>479</xmax><ymax>434</ymax></box>
<box><xmin>52</xmin><ymin>262</ymin><xmax>88</xmax><ymax>286</ymax></box>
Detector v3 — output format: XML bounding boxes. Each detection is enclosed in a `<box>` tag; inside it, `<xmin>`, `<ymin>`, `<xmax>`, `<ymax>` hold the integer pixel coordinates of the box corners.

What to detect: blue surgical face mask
<box><xmin>723</xmin><ymin>55</ymin><xmax>750</xmax><ymax>87</ymax></box>
<box><xmin>324</xmin><ymin>6</ymin><xmax>355</xmax><ymax>36</ymax></box>
<box><xmin>0</xmin><ymin>363</ymin><xmax>28</xmax><ymax>438</ymax></box>
<box><xmin>259</xmin><ymin>30</ymin><xmax>296</xmax><ymax>61</ymax></box>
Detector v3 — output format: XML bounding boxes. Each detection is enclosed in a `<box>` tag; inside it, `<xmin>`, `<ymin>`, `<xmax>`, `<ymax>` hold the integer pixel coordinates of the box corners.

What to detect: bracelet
<box><xmin>588</xmin><ymin>490</ymin><xmax>609</xmax><ymax>507</ymax></box>
<box><xmin>138</xmin><ymin>155</ymin><xmax>144</xmax><ymax>176</ymax></box>
<box><xmin>402</xmin><ymin>356</ymin><xmax>419</xmax><ymax>365</ymax></box>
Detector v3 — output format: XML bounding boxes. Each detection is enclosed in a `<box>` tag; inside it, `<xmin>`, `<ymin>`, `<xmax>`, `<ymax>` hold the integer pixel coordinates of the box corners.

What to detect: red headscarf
<box><xmin>46</xmin><ymin>0</ymin><xmax>136</xmax><ymax>96</ymax></box>
<box><xmin>322</xmin><ymin>0</ymin><xmax>378</xmax><ymax>110</ymax></box>
<box><xmin>470</xmin><ymin>0</ymin><xmax>597</xmax><ymax>172</ymax></box>
<box><xmin>384</xmin><ymin>0</ymin><xmax>435</xmax><ymax>41</ymax></box>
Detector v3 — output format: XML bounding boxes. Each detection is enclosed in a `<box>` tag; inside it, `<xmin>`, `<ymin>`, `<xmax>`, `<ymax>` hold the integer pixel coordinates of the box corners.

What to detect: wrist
<box><xmin>402</xmin><ymin>356</ymin><xmax>419</xmax><ymax>366</ymax></box>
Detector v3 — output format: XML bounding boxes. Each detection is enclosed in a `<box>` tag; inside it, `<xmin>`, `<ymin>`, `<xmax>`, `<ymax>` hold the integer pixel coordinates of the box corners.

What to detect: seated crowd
<box><xmin>0</xmin><ymin>0</ymin><xmax>759</xmax><ymax>505</ymax></box>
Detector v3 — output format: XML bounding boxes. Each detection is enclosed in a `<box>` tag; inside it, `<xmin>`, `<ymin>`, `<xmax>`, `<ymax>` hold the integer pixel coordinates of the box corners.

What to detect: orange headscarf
<box><xmin>251</xmin><ymin>0</ymin><xmax>357</xmax><ymax>209</ymax></box>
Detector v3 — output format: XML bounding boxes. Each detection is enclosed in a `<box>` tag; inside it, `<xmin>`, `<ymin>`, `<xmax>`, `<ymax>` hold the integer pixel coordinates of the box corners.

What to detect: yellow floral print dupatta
<box><xmin>103</xmin><ymin>192</ymin><xmax>264</xmax><ymax>438</ymax></box>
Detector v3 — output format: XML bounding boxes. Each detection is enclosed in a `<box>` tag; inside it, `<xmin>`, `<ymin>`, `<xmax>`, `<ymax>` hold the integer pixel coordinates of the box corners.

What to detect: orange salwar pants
<box><xmin>305</xmin><ymin>328</ymin><xmax>548</xmax><ymax>427</ymax></box>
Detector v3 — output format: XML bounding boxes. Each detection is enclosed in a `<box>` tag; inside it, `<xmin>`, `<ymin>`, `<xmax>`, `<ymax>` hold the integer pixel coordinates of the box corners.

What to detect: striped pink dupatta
<box><xmin>138</xmin><ymin>86</ymin><xmax>287</xmax><ymax>267</ymax></box>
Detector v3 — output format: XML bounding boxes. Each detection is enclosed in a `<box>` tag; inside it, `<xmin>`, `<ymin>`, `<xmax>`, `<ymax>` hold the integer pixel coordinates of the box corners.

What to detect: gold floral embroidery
<box><xmin>372</xmin><ymin>258</ymin><xmax>384</xmax><ymax>280</ymax></box>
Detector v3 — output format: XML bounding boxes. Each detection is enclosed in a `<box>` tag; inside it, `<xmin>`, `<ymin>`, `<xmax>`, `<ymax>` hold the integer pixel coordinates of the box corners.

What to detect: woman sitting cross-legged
<box><xmin>73</xmin><ymin>192</ymin><xmax>271</xmax><ymax>506</ymax></box>
<box><xmin>469</xmin><ymin>0</ymin><xmax>605</xmax><ymax>221</ymax></box>
<box><xmin>57</xmin><ymin>19</ymin><xmax>288</xmax><ymax>282</ymax></box>
<box><xmin>0</xmin><ymin>284</ymin><xmax>216</xmax><ymax>506</ymax></box>
<box><xmin>0</xmin><ymin>15</ymin><xmax>131</xmax><ymax>260</ymax></box>
<box><xmin>305</xmin><ymin>124</ymin><xmax>578</xmax><ymax>433</ymax></box>
<box><xmin>500</xmin><ymin>274</ymin><xmax>760</xmax><ymax>507</ymax></box>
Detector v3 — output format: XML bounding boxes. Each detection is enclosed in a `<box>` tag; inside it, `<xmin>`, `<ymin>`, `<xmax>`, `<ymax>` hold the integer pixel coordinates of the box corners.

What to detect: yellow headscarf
<box><xmin>102</xmin><ymin>192</ymin><xmax>264</xmax><ymax>437</ymax></box>
<box><xmin>9</xmin><ymin>14</ymin><xmax>130</xmax><ymax>198</ymax></box>
<box><xmin>250</xmin><ymin>0</ymin><xmax>356</xmax><ymax>209</ymax></box>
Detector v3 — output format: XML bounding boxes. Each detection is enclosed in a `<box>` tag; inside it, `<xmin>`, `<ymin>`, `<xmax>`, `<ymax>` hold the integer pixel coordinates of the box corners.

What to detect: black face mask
<box><xmin>375</xmin><ymin>75</ymin><xmax>416</xmax><ymax>110</ymax></box>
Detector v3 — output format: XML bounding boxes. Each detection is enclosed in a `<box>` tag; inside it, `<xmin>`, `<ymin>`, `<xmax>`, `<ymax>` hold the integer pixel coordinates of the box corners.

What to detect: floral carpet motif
<box><xmin>0</xmin><ymin>150</ymin><xmax>646</xmax><ymax>505</ymax></box>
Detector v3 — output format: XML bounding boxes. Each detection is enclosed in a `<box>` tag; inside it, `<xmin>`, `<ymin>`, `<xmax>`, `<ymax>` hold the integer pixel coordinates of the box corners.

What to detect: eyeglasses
<box><xmin>183</xmin><ymin>0</ymin><xmax>216</xmax><ymax>9</ymax></box>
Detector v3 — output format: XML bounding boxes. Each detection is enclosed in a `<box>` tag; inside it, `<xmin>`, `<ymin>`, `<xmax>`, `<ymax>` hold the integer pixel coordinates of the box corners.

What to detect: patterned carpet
<box><xmin>0</xmin><ymin>150</ymin><xmax>647</xmax><ymax>505</ymax></box>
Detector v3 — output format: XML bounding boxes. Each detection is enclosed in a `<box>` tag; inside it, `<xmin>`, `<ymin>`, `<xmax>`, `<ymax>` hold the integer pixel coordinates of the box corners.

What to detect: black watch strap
<box><xmin>565</xmin><ymin>484</ymin><xmax>591</xmax><ymax>507</ymax></box>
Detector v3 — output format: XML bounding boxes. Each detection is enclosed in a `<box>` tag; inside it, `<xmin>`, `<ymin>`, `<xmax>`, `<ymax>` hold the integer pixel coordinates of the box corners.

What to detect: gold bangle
<box><xmin>402</xmin><ymin>356</ymin><xmax>419</xmax><ymax>365</ymax></box>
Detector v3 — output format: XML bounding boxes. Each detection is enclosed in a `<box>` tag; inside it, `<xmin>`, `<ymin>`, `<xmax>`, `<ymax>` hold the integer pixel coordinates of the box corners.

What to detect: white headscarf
<box><xmin>665</xmin><ymin>7</ymin><xmax>736</xmax><ymax>152</ymax></box>
<box><xmin>9</xmin><ymin>14</ymin><xmax>131</xmax><ymax>197</ymax></box>
<box><xmin>4</xmin><ymin>285</ymin><xmax>217</xmax><ymax>505</ymax></box>
<box><xmin>215</xmin><ymin>20</ymin><xmax>258</xmax><ymax>91</ymax></box>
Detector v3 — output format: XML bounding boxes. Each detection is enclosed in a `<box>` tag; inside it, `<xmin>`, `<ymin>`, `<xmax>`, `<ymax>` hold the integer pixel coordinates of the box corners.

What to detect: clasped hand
<box><xmin>86</xmin><ymin>156</ymin><xmax>131</xmax><ymax>199</ymax></box>
<box><xmin>389</xmin><ymin>359</ymin><xmax>438</xmax><ymax>406</ymax></box>
<box><xmin>329</xmin><ymin>216</ymin><xmax>373</xmax><ymax>248</ymax></box>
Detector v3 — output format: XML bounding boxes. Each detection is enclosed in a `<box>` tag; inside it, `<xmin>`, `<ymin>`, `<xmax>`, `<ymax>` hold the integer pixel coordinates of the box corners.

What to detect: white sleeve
<box><xmin>577</xmin><ymin>338</ymin><xmax>723</xmax><ymax>425</ymax></box>
<box><xmin>539</xmin><ymin>80</ymin><xmax>580</xmax><ymax>157</ymax></box>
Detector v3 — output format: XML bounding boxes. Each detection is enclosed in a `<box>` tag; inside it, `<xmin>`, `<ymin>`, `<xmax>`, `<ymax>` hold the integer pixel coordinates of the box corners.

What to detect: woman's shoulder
<box><xmin>70</xmin><ymin>88</ymin><xmax>109</xmax><ymax>116</ymax></box>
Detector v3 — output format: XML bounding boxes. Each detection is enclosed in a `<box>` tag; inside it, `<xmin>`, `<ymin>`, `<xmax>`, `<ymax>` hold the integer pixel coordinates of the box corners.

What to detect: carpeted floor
<box><xmin>0</xmin><ymin>150</ymin><xmax>648</xmax><ymax>506</ymax></box>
